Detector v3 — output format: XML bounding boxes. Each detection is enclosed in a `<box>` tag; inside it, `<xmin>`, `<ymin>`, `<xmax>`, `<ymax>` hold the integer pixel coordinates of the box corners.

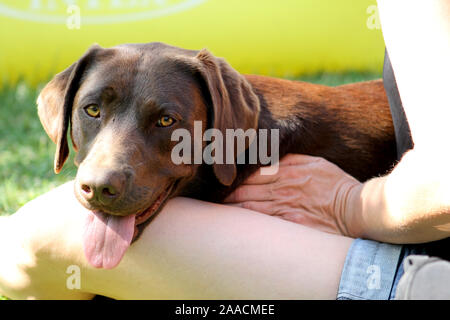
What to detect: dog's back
<box><xmin>246</xmin><ymin>75</ymin><xmax>397</xmax><ymax>181</ymax></box>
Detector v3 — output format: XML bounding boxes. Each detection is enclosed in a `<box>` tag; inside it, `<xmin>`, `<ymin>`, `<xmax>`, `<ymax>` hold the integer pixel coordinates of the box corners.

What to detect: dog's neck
<box><xmin>179</xmin><ymin>83</ymin><xmax>332</xmax><ymax>202</ymax></box>
<box><xmin>180</xmin><ymin>75</ymin><xmax>397</xmax><ymax>203</ymax></box>
<box><xmin>251</xmin><ymin>77</ymin><xmax>337</xmax><ymax>165</ymax></box>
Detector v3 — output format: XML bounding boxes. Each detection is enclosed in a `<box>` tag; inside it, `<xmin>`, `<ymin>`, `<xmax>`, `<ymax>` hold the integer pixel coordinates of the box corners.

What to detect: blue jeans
<box><xmin>337</xmin><ymin>239</ymin><xmax>432</xmax><ymax>300</ymax></box>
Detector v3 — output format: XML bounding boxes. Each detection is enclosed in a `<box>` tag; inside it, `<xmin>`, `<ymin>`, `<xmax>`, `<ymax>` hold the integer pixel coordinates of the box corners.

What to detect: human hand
<box><xmin>224</xmin><ymin>154</ymin><xmax>362</xmax><ymax>237</ymax></box>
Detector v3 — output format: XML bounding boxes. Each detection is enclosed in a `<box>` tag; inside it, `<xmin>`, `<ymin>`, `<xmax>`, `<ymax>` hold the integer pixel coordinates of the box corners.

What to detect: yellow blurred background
<box><xmin>0</xmin><ymin>0</ymin><xmax>384</xmax><ymax>87</ymax></box>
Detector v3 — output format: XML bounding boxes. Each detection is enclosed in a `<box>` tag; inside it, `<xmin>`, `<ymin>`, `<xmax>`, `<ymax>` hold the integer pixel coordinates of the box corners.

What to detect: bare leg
<box><xmin>0</xmin><ymin>181</ymin><xmax>353</xmax><ymax>300</ymax></box>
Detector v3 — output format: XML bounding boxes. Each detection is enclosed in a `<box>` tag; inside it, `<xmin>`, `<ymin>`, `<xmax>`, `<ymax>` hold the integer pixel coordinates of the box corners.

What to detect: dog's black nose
<box><xmin>77</xmin><ymin>169</ymin><xmax>126</xmax><ymax>207</ymax></box>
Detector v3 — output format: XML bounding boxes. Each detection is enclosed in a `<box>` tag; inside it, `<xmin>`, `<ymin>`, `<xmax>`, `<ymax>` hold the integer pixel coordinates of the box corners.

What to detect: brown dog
<box><xmin>37</xmin><ymin>42</ymin><xmax>396</xmax><ymax>269</ymax></box>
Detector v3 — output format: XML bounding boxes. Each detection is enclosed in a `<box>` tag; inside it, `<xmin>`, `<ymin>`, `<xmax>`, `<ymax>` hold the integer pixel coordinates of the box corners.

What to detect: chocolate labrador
<box><xmin>37</xmin><ymin>42</ymin><xmax>396</xmax><ymax>269</ymax></box>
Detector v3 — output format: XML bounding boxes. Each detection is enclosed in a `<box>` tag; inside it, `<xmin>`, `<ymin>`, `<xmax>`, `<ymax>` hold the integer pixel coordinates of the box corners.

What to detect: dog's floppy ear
<box><xmin>37</xmin><ymin>44</ymin><xmax>101</xmax><ymax>173</ymax></box>
<box><xmin>194</xmin><ymin>49</ymin><xmax>260</xmax><ymax>186</ymax></box>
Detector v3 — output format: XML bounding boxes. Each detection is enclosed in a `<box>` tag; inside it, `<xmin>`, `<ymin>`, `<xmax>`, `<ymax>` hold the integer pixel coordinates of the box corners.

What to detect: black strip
<box><xmin>383</xmin><ymin>49</ymin><xmax>414</xmax><ymax>160</ymax></box>
<box><xmin>383</xmin><ymin>49</ymin><xmax>449</xmax><ymax>260</ymax></box>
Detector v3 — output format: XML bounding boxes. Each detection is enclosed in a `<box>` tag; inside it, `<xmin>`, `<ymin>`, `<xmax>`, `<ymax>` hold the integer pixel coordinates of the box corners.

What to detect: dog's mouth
<box><xmin>83</xmin><ymin>180</ymin><xmax>178</xmax><ymax>269</ymax></box>
<box><xmin>132</xmin><ymin>180</ymin><xmax>178</xmax><ymax>240</ymax></box>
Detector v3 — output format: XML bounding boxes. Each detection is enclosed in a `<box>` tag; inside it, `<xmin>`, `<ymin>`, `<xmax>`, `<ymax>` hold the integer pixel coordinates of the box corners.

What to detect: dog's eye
<box><xmin>157</xmin><ymin>115</ymin><xmax>176</xmax><ymax>127</ymax></box>
<box><xmin>84</xmin><ymin>104</ymin><xmax>100</xmax><ymax>118</ymax></box>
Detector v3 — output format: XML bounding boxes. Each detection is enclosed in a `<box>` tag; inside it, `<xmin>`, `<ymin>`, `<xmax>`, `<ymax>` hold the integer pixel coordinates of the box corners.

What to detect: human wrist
<box><xmin>339</xmin><ymin>181</ymin><xmax>365</xmax><ymax>238</ymax></box>
<box><xmin>354</xmin><ymin>176</ymin><xmax>396</xmax><ymax>241</ymax></box>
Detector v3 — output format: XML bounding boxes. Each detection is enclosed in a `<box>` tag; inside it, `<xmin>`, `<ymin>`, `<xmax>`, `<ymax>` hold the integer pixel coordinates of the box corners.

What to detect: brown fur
<box><xmin>244</xmin><ymin>75</ymin><xmax>396</xmax><ymax>182</ymax></box>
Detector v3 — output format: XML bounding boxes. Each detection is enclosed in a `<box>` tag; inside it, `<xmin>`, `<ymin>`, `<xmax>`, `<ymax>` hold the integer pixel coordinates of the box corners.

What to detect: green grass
<box><xmin>0</xmin><ymin>71</ymin><xmax>381</xmax><ymax>300</ymax></box>
<box><xmin>0</xmin><ymin>82</ymin><xmax>77</xmax><ymax>217</ymax></box>
<box><xmin>292</xmin><ymin>71</ymin><xmax>381</xmax><ymax>86</ymax></box>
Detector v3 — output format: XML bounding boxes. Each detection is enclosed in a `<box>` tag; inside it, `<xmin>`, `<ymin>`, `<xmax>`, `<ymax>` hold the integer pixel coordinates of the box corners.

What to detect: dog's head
<box><xmin>37</xmin><ymin>42</ymin><xmax>260</xmax><ymax>268</ymax></box>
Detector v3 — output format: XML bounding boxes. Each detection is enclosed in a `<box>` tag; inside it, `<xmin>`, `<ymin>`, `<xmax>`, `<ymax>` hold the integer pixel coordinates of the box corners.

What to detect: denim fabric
<box><xmin>337</xmin><ymin>238</ymin><xmax>403</xmax><ymax>300</ymax></box>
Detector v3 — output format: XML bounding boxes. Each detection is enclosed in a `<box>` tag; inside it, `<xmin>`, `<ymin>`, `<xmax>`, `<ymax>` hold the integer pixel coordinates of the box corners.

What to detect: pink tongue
<box><xmin>83</xmin><ymin>211</ymin><xmax>136</xmax><ymax>269</ymax></box>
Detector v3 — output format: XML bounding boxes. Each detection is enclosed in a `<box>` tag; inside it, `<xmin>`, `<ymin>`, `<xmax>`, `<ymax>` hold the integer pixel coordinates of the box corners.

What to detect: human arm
<box><xmin>350</xmin><ymin>0</ymin><xmax>450</xmax><ymax>242</ymax></box>
<box><xmin>225</xmin><ymin>151</ymin><xmax>450</xmax><ymax>244</ymax></box>
<box><xmin>0</xmin><ymin>181</ymin><xmax>352</xmax><ymax>300</ymax></box>
<box><xmin>224</xmin><ymin>1</ymin><xmax>450</xmax><ymax>244</ymax></box>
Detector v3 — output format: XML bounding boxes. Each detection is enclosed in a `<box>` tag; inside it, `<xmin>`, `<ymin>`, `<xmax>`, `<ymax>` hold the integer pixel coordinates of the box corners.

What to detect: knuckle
<box><xmin>274</xmin><ymin>184</ymin><xmax>289</xmax><ymax>197</ymax></box>
<box><xmin>282</xmin><ymin>166</ymin><xmax>299</xmax><ymax>179</ymax></box>
<box><xmin>315</xmin><ymin>157</ymin><xmax>327</xmax><ymax>165</ymax></box>
<box><xmin>235</xmin><ymin>187</ymin><xmax>246</xmax><ymax>200</ymax></box>
<box><xmin>241</xmin><ymin>201</ymin><xmax>253</xmax><ymax>210</ymax></box>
